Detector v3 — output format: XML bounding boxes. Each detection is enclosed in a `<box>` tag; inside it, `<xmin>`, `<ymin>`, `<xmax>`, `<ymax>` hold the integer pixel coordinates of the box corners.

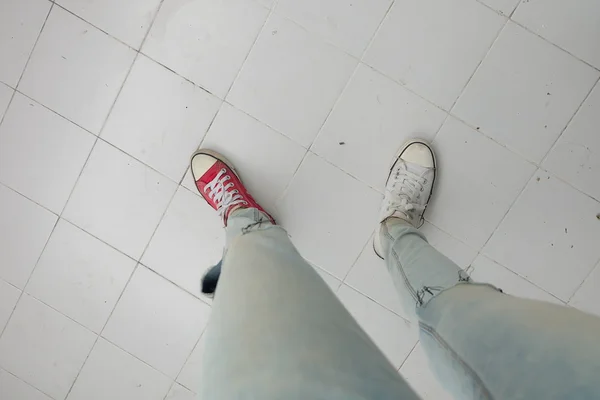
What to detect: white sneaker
<box><xmin>373</xmin><ymin>140</ymin><xmax>436</xmax><ymax>258</ymax></box>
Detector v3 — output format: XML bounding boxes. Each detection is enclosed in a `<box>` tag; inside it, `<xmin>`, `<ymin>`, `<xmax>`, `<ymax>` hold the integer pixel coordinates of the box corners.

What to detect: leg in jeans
<box><xmin>376</xmin><ymin>141</ymin><xmax>600</xmax><ymax>400</ymax></box>
<box><xmin>190</xmin><ymin>150</ymin><xmax>420</xmax><ymax>399</ymax></box>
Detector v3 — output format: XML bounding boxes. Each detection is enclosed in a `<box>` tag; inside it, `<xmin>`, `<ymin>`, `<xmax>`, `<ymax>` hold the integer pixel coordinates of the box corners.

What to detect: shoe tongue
<box><xmin>404</xmin><ymin>160</ymin><xmax>429</xmax><ymax>176</ymax></box>
<box><xmin>390</xmin><ymin>209</ymin><xmax>410</xmax><ymax>220</ymax></box>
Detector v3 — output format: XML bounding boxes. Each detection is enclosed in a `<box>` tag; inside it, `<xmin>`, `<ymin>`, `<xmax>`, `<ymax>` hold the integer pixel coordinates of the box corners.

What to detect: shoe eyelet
<box><xmin>243</xmin><ymin>201</ymin><xmax>248</xmax><ymax>205</ymax></box>
<box><xmin>220</xmin><ymin>168</ymin><xmax>226</xmax><ymax>173</ymax></box>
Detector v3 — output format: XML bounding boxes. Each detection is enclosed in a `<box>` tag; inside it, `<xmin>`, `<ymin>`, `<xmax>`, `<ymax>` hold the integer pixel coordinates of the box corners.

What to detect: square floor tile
<box><xmin>569</xmin><ymin>262</ymin><xmax>600</xmax><ymax>318</ymax></box>
<box><xmin>0</xmin><ymin>279</ymin><xmax>20</xmax><ymax>332</ymax></box>
<box><xmin>312</xmin><ymin>64</ymin><xmax>447</xmax><ymax>191</ymax></box>
<box><xmin>484</xmin><ymin>170</ymin><xmax>600</xmax><ymax>301</ymax></box>
<box><xmin>0</xmin><ymin>185</ymin><xmax>57</xmax><ymax>288</ymax></box>
<box><xmin>345</xmin><ymin>223</ymin><xmax>477</xmax><ymax>319</ymax></box>
<box><xmin>142</xmin><ymin>187</ymin><xmax>224</xmax><ymax>298</ymax></box>
<box><xmin>176</xmin><ymin>335</ymin><xmax>205</xmax><ymax>394</ymax></box>
<box><xmin>543</xmin><ymin>82</ymin><xmax>600</xmax><ymax>201</ymax></box>
<box><xmin>57</xmin><ymin>0</ymin><xmax>162</xmax><ymax>49</ymax></box>
<box><xmin>0</xmin><ymin>0</ymin><xmax>50</xmax><ymax>87</ymax></box>
<box><xmin>364</xmin><ymin>0</ymin><xmax>505</xmax><ymax>110</ymax></box>
<box><xmin>102</xmin><ymin>56</ymin><xmax>221</xmax><ymax>182</ymax></box>
<box><xmin>63</xmin><ymin>140</ymin><xmax>177</xmax><ymax>259</ymax></box>
<box><xmin>67</xmin><ymin>338</ymin><xmax>172</xmax><ymax>400</ymax></box>
<box><xmin>26</xmin><ymin>220</ymin><xmax>136</xmax><ymax>333</ymax></box>
<box><xmin>0</xmin><ymin>94</ymin><xmax>95</xmax><ymax>213</ymax></box>
<box><xmin>428</xmin><ymin>117</ymin><xmax>535</xmax><ymax>248</ymax></box>
<box><xmin>0</xmin><ymin>295</ymin><xmax>96</xmax><ymax>399</ymax></box>
<box><xmin>227</xmin><ymin>15</ymin><xmax>357</xmax><ymax>147</ymax></box>
<box><xmin>513</xmin><ymin>0</ymin><xmax>600</xmax><ymax>69</ymax></box>
<box><xmin>0</xmin><ymin>82</ymin><xmax>13</xmax><ymax>119</ymax></box>
<box><xmin>276</xmin><ymin>153</ymin><xmax>381</xmax><ymax>278</ymax></box>
<box><xmin>143</xmin><ymin>0</ymin><xmax>269</xmax><ymax>98</ymax></box>
<box><xmin>275</xmin><ymin>0</ymin><xmax>392</xmax><ymax>57</ymax></box>
<box><xmin>453</xmin><ymin>22</ymin><xmax>599</xmax><ymax>163</ymax></box>
<box><xmin>19</xmin><ymin>7</ymin><xmax>136</xmax><ymax>134</ymax></box>
<box><xmin>470</xmin><ymin>255</ymin><xmax>563</xmax><ymax>305</ymax></box>
<box><xmin>337</xmin><ymin>284</ymin><xmax>416</xmax><ymax>368</ymax></box>
<box><xmin>400</xmin><ymin>342</ymin><xmax>454</xmax><ymax>400</ymax></box>
<box><xmin>102</xmin><ymin>266</ymin><xmax>211</xmax><ymax>377</ymax></box>
<box><xmin>201</xmin><ymin>103</ymin><xmax>306</xmax><ymax>212</ymax></box>
<box><xmin>0</xmin><ymin>369</ymin><xmax>52</xmax><ymax>400</ymax></box>
<box><xmin>478</xmin><ymin>0</ymin><xmax>519</xmax><ymax>15</ymax></box>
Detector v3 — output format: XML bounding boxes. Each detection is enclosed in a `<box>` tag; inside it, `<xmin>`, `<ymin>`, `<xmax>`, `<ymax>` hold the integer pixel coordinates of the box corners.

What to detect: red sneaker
<box><xmin>190</xmin><ymin>150</ymin><xmax>275</xmax><ymax>226</ymax></box>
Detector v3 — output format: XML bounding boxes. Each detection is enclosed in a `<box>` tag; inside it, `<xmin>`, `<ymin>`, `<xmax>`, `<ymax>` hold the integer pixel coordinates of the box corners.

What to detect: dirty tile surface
<box><xmin>0</xmin><ymin>0</ymin><xmax>599</xmax><ymax>399</ymax></box>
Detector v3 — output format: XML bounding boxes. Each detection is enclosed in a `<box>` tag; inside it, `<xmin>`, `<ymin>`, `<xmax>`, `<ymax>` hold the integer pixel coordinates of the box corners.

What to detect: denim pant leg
<box><xmin>382</xmin><ymin>218</ymin><xmax>600</xmax><ymax>400</ymax></box>
<box><xmin>200</xmin><ymin>208</ymin><xmax>420</xmax><ymax>400</ymax></box>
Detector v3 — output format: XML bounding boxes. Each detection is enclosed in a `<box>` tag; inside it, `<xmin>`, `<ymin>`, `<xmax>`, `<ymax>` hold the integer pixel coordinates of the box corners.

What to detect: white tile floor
<box><xmin>0</xmin><ymin>0</ymin><xmax>599</xmax><ymax>398</ymax></box>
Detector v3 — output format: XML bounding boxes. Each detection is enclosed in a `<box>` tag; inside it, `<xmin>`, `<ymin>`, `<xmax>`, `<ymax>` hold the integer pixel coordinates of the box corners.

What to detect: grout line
<box><xmin>162</xmin><ymin>381</ymin><xmax>177</xmax><ymax>400</ymax></box>
<box><xmin>56</xmin><ymin>23</ymin><xmax>143</xmax><ymax>211</ymax></box>
<box><xmin>477</xmin><ymin>166</ymin><xmax>539</xmax><ymax>253</ymax></box>
<box><xmin>508</xmin><ymin>19</ymin><xmax>600</xmax><ymax>74</ymax></box>
<box><xmin>62</xmin><ymin>262</ymin><xmax>169</xmax><ymax>399</ymax></box>
<box><xmin>0</xmin><ymin>367</ymin><xmax>56</xmax><ymax>399</ymax></box>
<box><xmin>92</xmin><ymin>136</ymin><xmax>182</xmax><ymax>186</ymax></box>
<box><xmin>341</xmin><ymin>232</ymin><xmax>374</xmax><ymax>283</ymax></box>
<box><xmin>341</xmin><ymin>283</ymin><xmax>412</xmax><ymax>327</ymax></box>
<box><xmin>138</xmin><ymin>0</ymin><xmax>167</xmax><ymax>51</ymax></box>
<box><xmin>273</xmin><ymin>52</ymin><xmax>365</xmax><ymax>207</ymax></box>
<box><xmin>538</xmin><ymin>75</ymin><xmax>600</xmax><ymax>167</ymax></box>
<box><xmin>0</xmin><ymin>2</ymin><xmax>54</xmax><ymax>172</ymax></box>
<box><xmin>9</xmin><ymin>90</ymin><xmax>99</xmax><ymax>137</ymax></box>
<box><xmin>473</xmin><ymin>0</ymin><xmax>518</xmax><ymax>18</ymax></box>
<box><xmin>0</xmin><ymin>89</ymin><xmax>18</xmax><ymax>129</ymax></box>
<box><xmin>507</xmin><ymin>1</ymin><xmax>519</xmax><ymax>18</ymax></box>
<box><xmin>57</xmin><ymin>52</ymin><xmax>140</xmax><ymax>217</ymax></box>
<box><xmin>169</xmin><ymin>331</ymin><xmax>207</xmax><ymax>397</ymax></box>
<box><xmin>52</xmin><ymin>3</ymin><xmax>140</xmax><ymax>52</ymax></box>
<box><xmin>398</xmin><ymin>340</ymin><xmax>419</xmax><ymax>372</ymax></box>
<box><xmin>359</xmin><ymin>0</ymin><xmax>395</xmax><ymax>62</ymax></box>
<box><xmin>138</xmin><ymin>52</ymin><xmax>217</xmax><ymax>97</ymax></box>
<box><xmin>307</xmin><ymin>61</ymin><xmax>361</xmax><ymax>153</ymax></box>
<box><xmin>0</xmin><ymin>212</ymin><xmax>58</xmax><ymax>342</ymax></box>
<box><xmin>447</xmin><ymin>18</ymin><xmax>509</xmax><ymax>114</ymax></box>
<box><xmin>14</xmin><ymin>2</ymin><xmax>54</xmax><ymax>91</ymax></box>
<box><xmin>473</xmin><ymin>0</ymin><xmax>600</xmax><ymax>73</ymax></box>
<box><xmin>221</xmin><ymin>4</ymin><xmax>276</xmax><ymax>101</ymax></box>
<box><xmin>341</xmin><ymin>279</ymin><xmax>408</xmax><ymax>322</ymax></box>
<box><xmin>470</xmin><ymin>252</ymin><xmax>568</xmax><ymax>304</ymax></box>
<box><xmin>178</xmin><ymin>0</ymin><xmax>281</xmax><ymax>189</ymax></box>
<box><xmin>0</xmin><ymin>44</ymin><xmax>140</xmax><ymax>394</ymax></box>
<box><xmin>139</xmin><ymin>262</ymin><xmax>213</xmax><ymax>307</ymax></box>
<box><xmin>567</xmin><ymin>258</ymin><xmax>600</xmax><ymax>304</ymax></box>
<box><xmin>358</xmin><ymin>61</ymin><xmax>452</xmax><ymax>113</ymax></box>
<box><xmin>62</xmin><ymin>262</ymin><xmax>138</xmax><ymax>399</ymax></box>
<box><xmin>0</xmin><ymin>181</ymin><xmax>59</xmax><ymax>218</ymax></box>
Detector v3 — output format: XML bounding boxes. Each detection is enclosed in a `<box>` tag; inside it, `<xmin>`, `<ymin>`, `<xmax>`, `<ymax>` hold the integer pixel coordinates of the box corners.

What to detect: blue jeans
<box><xmin>200</xmin><ymin>209</ymin><xmax>600</xmax><ymax>399</ymax></box>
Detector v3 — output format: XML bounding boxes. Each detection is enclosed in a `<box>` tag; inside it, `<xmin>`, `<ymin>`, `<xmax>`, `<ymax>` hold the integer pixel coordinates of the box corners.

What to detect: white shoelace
<box><xmin>385</xmin><ymin>168</ymin><xmax>427</xmax><ymax>221</ymax></box>
<box><xmin>204</xmin><ymin>168</ymin><xmax>247</xmax><ymax>218</ymax></box>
